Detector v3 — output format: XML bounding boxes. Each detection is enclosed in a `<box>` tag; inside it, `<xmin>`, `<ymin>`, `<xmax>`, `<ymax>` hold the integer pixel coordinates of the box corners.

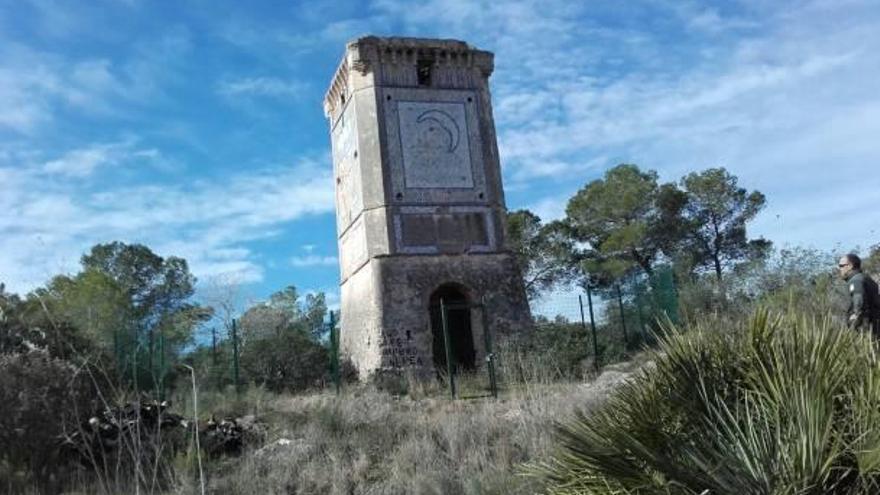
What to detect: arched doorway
<box><xmin>429</xmin><ymin>284</ymin><xmax>476</xmax><ymax>371</ymax></box>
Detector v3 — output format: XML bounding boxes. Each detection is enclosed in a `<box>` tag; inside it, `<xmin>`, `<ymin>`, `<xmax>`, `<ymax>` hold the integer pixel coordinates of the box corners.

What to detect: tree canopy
<box><xmin>679</xmin><ymin>167</ymin><xmax>771</xmax><ymax>280</ymax></box>
<box><xmin>238</xmin><ymin>285</ymin><xmax>330</xmax><ymax>392</ymax></box>
<box><xmin>19</xmin><ymin>242</ymin><xmax>212</xmax><ymax>390</ymax></box>
<box><xmin>564</xmin><ymin>164</ymin><xmax>686</xmax><ymax>279</ymax></box>
<box><xmin>506</xmin><ymin>164</ymin><xmax>772</xmax><ymax>295</ymax></box>
<box><xmin>80</xmin><ymin>242</ymin><xmax>211</xmax><ymax>348</ymax></box>
<box><xmin>506</xmin><ymin>210</ymin><xmax>577</xmax><ymax>298</ymax></box>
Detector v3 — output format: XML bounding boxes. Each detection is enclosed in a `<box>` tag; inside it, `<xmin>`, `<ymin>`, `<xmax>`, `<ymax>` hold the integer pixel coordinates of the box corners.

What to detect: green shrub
<box><xmin>240</xmin><ymin>327</ymin><xmax>329</xmax><ymax>393</ymax></box>
<box><xmin>0</xmin><ymin>351</ymin><xmax>93</xmax><ymax>490</ymax></box>
<box><xmin>497</xmin><ymin>322</ymin><xmax>591</xmax><ymax>384</ymax></box>
<box><xmin>498</xmin><ymin>320</ymin><xmax>635</xmax><ymax>386</ymax></box>
<box><xmin>536</xmin><ymin>308</ymin><xmax>880</xmax><ymax>494</ymax></box>
<box><xmin>676</xmin><ymin>247</ymin><xmax>845</xmax><ymax>325</ymax></box>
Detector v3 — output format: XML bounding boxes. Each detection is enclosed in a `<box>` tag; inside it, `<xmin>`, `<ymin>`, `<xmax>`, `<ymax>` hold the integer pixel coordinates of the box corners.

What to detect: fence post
<box><xmin>634</xmin><ymin>283</ymin><xmax>648</xmax><ymax>342</ymax></box>
<box><xmin>330</xmin><ymin>310</ymin><xmax>340</xmax><ymax>395</ymax></box>
<box><xmin>232</xmin><ymin>318</ymin><xmax>240</xmax><ymax>393</ymax></box>
<box><xmin>580</xmin><ymin>289</ymin><xmax>600</xmax><ymax>372</ymax></box>
<box><xmin>132</xmin><ymin>338</ymin><xmax>139</xmax><ymax>394</ymax></box>
<box><xmin>211</xmin><ymin>326</ymin><xmax>217</xmax><ymax>365</ymax></box>
<box><xmin>481</xmin><ymin>297</ymin><xmax>498</xmax><ymax>399</ymax></box>
<box><xmin>578</xmin><ymin>294</ymin><xmax>588</xmax><ymax>366</ymax></box>
<box><xmin>158</xmin><ymin>333</ymin><xmax>166</xmax><ymax>400</ymax></box>
<box><xmin>148</xmin><ymin>327</ymin><xmax>155</xmax><ymax>392</ymax></box>
<box><xmin>440</xmin><ymin>298</ymin><xmax>456</xmax><ymax>399</ymax></box>
<box><xmin>615</xmin><ymin>283</ymin><xmax>629</xmax><ymax>347</ymax></box>
<box><xmin>113</xmin><ymin>327</ymin><xmax>119</xmax><ymax>373</ymax></box>
<box><xmin>132</xmin><ymin>326</ymin><xmax>139</xmax><ymax>389</ymax></box>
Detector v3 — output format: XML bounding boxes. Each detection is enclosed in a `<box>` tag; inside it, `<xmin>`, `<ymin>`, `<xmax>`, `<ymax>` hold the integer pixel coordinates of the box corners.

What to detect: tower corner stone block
<box><xmin>323</xmin><ymin>36</ymin><xmax>531</xmax><ymax>379</ymax></box>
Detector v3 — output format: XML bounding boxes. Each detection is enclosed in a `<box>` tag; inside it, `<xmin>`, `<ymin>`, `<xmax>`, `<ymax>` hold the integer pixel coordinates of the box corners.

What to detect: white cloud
<box><xmin>24</xmin><ymin>0</ymin><xmax>87</xmax><ymax>38</ymax></box>
<box><xmin>380</xmin><ymin>0</ymin><xmax>880</xmax><ymax>253</ymax></box>
<box><xmin>69</xmin><ymin>59</ymin><xmax>121</xmax><ymax>96</ymax></box>
<box><xmin>525</xmin><ymin>197</ymin><xmax>567</xmax><ymax>223</ymax></box>
<box><xmin>0</xmin><ymin>150</ymin><xmax>335</xmax><ymax>293</ymax></box>
<box><xmin>217</xmin><ymin>77</ymin><xmax>308</xmax><ymax>99</ymax></box>
<box><xmin>216</xmin><ymin>11</ymin><xmax>392</xmax><ymax>61</ymax></box>
<box><xmin>3</xmin><ymin>0</ymin><xmax>879</xmax><ymax>299</ymax></box>
<box><xmin>40</xmin><ymin>140</ymin><xmax>160</xmax><ymax>178</ymax></box>
<box><xmin>494</xmin><ymin>89</ymin><xmax>561</xmax><ymax>126</ymax></box>
<box><xmin>303</xmin><ymin>286</ymin><xmax>341</xmax><ymax>312</ymax></box>
<box><xmin>0</xmin><ymin>29</ymin><xmax>191</xmax><ymax>134</ymax></box>
<box><xmin>290</xmin><ymin>255</ymin><xmax>338</xmax><ymax>267</ymax></box>
<box><xmin>190</xmin><ymin>260</ymin><xmax>264</xmax><ymax>285</ymax></box>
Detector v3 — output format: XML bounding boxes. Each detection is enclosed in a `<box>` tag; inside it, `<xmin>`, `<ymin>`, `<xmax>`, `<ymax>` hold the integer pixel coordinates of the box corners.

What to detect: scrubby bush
<box><xmin>498</xmin><ymin>318</ymin><xmax>637</xmax><ymax>386</ymax></box>
<box><xmin>240</xmin><ymin>326</ymin><xmax>329</xmax><ymax>393</ymax></box>
<box><xmin>497</xmin><ymin>322</ymin><xmax>592</xmax><ymax>384</ymax></box>
<box><xmin>0</xmin><ymin>351</ymin><xmax>93</xmax><ymax>490</ymax></box>
<box><xmin>536</xmin><ymin>308</ymin><xmax>880</xmax><ymax>494</ymax></box>
<box><xmin>677</xmin><ymin>247</ymin><xmax>845</xmax><ymax>325</ymax></box>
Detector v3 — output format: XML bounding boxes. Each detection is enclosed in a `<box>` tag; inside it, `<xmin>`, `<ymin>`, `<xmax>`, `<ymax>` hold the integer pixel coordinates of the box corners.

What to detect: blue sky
<box><xmin>1</xmin><ymin>0</ymin><xmax>879</xmax><ymax>311</ymax></box>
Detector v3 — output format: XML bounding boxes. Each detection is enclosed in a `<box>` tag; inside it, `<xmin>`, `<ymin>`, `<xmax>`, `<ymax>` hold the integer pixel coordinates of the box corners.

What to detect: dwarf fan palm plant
<box><xmin>535</xmin><ymin>308</ymin><xmax>880</xmax><ymax>494</ymax></box>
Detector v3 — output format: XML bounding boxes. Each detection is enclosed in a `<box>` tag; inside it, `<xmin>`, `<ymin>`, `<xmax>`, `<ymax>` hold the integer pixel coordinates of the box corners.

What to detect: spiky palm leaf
<box><xmin>534</xmin><ymin>309</ymin><xmax>880</xmax><ymax>494</ymax></box>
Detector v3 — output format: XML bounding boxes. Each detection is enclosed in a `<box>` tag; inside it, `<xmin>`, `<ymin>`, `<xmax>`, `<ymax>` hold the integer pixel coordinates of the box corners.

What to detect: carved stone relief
<box><xmin>397</xmin><ymin>101</ymin><xmax>473</xmax><ymax>189</ymax></box>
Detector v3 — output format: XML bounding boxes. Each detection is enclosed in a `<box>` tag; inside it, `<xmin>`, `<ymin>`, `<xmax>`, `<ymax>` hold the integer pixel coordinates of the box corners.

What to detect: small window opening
<box><xmin>417</xmin><ymin>59</ymin><xmax>432</xmax><ymax>87</ymax></box>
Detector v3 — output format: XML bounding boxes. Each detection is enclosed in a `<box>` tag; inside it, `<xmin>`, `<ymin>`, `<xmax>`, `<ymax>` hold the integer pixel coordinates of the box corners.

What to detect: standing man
<box><xmin>838</xmin><ymin>254</ymin><xmax>880</xmax><ymax>336</ymax></box>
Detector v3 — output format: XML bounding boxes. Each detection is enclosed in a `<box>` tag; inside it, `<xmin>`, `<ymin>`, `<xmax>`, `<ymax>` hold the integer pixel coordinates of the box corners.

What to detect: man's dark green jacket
<box><xmin>846</xmin><ymin>270</ymin><xmax>880</xmax><ymax>328</ymax></box>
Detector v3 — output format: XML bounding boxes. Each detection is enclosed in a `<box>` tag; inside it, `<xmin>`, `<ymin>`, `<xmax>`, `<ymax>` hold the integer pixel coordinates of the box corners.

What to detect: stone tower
<box><xmin>323</xmin><ymin>36</ymin><xmax>531</xmax><ymax>379</ymax></box>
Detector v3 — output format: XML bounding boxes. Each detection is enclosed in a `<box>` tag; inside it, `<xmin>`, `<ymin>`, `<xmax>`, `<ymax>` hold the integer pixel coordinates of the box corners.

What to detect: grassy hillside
<box><xmin>175</xmin><ymin>364</ymin><xmax>641</xmax><ymax>495</ymax></box>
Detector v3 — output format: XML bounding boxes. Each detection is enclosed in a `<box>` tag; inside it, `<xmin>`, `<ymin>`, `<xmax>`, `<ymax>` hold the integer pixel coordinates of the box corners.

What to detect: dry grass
<box><xmin>178</xmin><ymin>368</ymin><xmax>635</xmax><ymax>495</ymax></box>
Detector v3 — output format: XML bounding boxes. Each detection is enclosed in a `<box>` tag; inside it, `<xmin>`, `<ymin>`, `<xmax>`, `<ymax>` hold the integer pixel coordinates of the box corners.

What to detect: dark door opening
<box><xmin>429</xmin><ymin>284</ymin><xmax>476</xmax><ymax>371</ymax></box>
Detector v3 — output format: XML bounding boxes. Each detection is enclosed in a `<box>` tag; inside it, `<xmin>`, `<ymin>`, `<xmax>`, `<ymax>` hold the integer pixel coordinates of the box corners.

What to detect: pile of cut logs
<box><xmin>60</xmin><ymin>399</ymin><xmax>188</xmax><ymax>467</ymax></box>
<box><xmin>202</xmin><ymin>416</ymin><xmax>245</xmax><ymax>457</ymax></box>
<box><xmin>60</xmin><ymin>399</ymin><xmax>263</xmax><ymax>465</ymax></box>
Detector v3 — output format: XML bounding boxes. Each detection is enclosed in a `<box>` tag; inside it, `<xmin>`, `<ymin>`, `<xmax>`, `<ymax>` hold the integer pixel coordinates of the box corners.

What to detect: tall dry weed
<box><xmin>204</xmin><ymin>371</ymin><xmax>619</xmax><ymax>495</ymax></box>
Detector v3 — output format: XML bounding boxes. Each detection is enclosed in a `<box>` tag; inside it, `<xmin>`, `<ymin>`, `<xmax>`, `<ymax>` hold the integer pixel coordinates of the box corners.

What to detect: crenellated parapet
<box><xmin>324</xmin><ymin>37</ymin><xmax>494</xmax><ymax>120</ymax></box>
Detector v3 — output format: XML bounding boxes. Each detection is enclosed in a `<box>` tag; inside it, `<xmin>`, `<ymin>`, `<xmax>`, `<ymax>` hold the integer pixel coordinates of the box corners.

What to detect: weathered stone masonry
<box><xmin>323</xmin><ymin>36</ymin><xmax>531</xmax><ymax>379</ymax></box>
